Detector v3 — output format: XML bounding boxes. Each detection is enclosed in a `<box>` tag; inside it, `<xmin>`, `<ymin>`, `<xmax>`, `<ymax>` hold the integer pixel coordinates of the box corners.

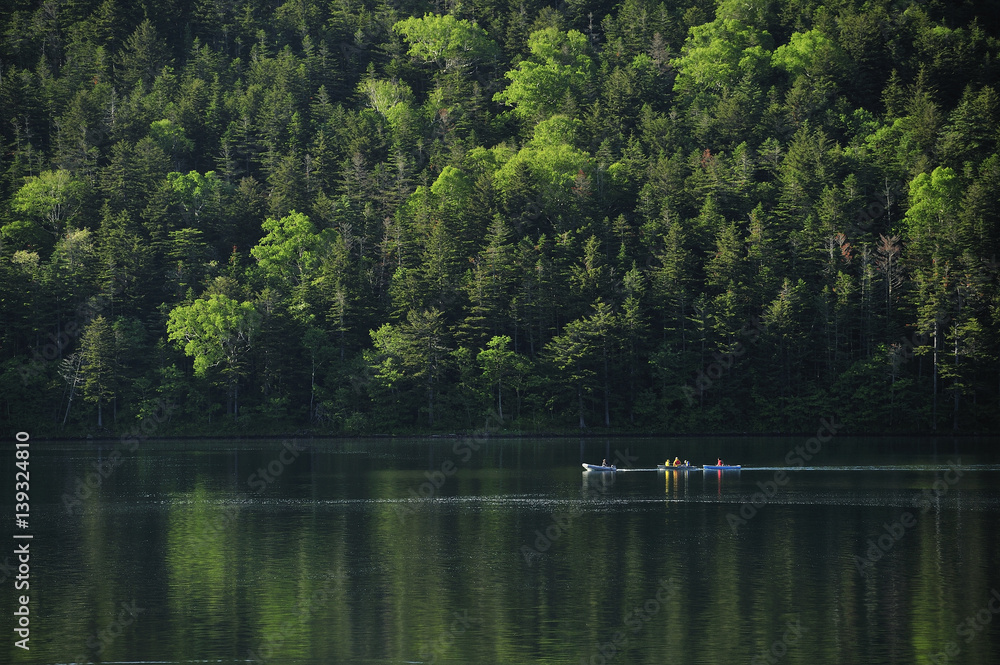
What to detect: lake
<box><xmin>5</xmin><ymin>434</ymin><xmax>1000</xmax><ymax>664</ymax></box>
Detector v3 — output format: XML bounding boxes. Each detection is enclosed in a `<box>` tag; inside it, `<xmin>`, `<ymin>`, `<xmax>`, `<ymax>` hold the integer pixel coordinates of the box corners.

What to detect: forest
<box><xmin>1</xmin><ymin>0</ymin><xmax>998</xmax><ymax>435</ymax></box>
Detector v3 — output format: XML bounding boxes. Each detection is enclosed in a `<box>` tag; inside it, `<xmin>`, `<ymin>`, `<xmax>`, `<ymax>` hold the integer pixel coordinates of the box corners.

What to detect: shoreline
<box><xmin>12</xmin><ymin>431</ymin><xmax>999</xmax><ymax>443</ymax></box>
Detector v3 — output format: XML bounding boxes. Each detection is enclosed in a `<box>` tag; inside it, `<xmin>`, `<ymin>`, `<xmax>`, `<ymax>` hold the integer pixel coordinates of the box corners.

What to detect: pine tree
<box><xmin>80</xmin><ymin>315</ymin><xmax>115</xmax><ymax>427</ymax></box>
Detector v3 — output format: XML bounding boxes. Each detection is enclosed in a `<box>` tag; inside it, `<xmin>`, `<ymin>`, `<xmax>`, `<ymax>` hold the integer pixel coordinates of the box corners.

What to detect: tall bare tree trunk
<box><xmin>954</xmin><ymin>323</ymin><xmax>960</xmax><ymax>431</ymax></box>
<box><xmin>932</xmin><ymin>319</ymin><xmax>938</xmax><ymax>430</ymax></box>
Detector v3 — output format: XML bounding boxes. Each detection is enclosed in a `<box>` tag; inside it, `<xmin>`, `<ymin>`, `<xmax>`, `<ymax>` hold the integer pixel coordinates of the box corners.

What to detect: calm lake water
<box><xmin>4</xmin><ymin>435</ymin><xmax>1000</xmax><ymax>665</ymax></box>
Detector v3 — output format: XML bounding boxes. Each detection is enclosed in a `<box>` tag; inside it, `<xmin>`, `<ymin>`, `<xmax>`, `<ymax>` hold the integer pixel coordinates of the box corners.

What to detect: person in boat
<box><xmin>602</xmin><ymin>459</ymin><xmax>609</xmax><ymax>468</ymax></box>
<box><xmin>673</xmin><ymin>456</ymin><xmax>681</xmax><ymax>466</ymax></box>
<box><xmin>717</xmin><ymin>458</ymin><xmax>723</xmax><ymax>466</ymax></box>
<box><xmin>684</xmin><ymin>459</ymin><xmax>690</xmax><ymax>466</ymax></box>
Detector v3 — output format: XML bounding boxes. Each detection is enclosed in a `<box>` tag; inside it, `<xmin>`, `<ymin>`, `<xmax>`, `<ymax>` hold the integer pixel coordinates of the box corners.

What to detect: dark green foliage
<box><xmin>1</xmin><ymin>0</ymin><xmax>999</xmax><ymax>436</ymax></box>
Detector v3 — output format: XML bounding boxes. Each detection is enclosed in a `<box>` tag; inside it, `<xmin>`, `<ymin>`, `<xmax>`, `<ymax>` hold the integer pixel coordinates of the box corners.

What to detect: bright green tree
<box><xmin>904</xmin><ymin>166</ymin><xmax>964</xmax><ymax>429</ymax></box>
<box><xmin>167</xmin><ymin>294</ymin><xmax>261</xmax><ymax>420</ymax></box>
<box><xmin>9</xmin><ymin>170</ymin><xmax>89</xmax><ymax>242</ymax></box>
<box><xmin>772</xmin><ymin>30</ymin><xmax>848</xmax><ymax>80</ymax></box>
<box><xmin>672</xmin><ymin>18</ymin><xmax>773</xmax><ymax>97</ymax></box>
<box><xmin>250</xmin><ymin>210</ymin><xmax>325</xmax><ymax>288</ymax></box>
<box><xmin>493</xmin><ymin>28</ymin><xmax>594</xmax><ymax>121</ymax></box>
<box><xmin>477</xmin><ymin>335</ymin><xmax>529</xmax><ymax>423</ymax></box>
<box><xmin>167</xmin><ymin>170</ymin><xmax>225</xmax><ymax>226</ymax></box>
<box><xmin>494</xmin><ymin>116</ymin><xmax>593</xmax><ymax>212</ymax></box>
<box><xmin>393</xmin><ymin>13</ymin><xmax>498</xmax><ymax>73</ymax></box>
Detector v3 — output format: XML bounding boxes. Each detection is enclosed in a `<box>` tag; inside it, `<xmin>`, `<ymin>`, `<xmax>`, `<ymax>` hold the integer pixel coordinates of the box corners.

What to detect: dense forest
<box><xmin>1</xmin><ymin>0</ymin><xmax>998</xmax><ymax>435</ymax></box>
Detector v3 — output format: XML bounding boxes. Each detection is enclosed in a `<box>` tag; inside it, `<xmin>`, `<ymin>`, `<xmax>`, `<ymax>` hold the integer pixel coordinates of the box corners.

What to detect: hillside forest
<box><xmin>1</xmin><ymin>0</ymin><xmax>999</xmax><ymax>435</ymax></box>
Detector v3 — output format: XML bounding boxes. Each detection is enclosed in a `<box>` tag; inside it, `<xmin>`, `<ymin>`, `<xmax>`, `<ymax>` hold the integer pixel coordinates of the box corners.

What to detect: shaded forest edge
<box><xmin>1</xmin><ymin>0</ymin><xmax>999</xmax><ymax>437</ymax></box>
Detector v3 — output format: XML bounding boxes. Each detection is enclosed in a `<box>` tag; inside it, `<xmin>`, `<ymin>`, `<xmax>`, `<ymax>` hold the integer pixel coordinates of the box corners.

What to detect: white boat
<box><xmin>582</xmin><ymin>463</ymin><xmax>616</xmax><ymax>472</ymax></box>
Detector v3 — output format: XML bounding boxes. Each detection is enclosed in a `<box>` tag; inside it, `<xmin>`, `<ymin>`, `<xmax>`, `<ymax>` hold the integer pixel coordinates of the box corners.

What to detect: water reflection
<box><xmin>663</xmin><ymin>468</ymin><xmax>695</xmax><ymax>500</ymax></box>
<box><xmin>582</xmin><ymin>468</ymin><xmax>617</xmax><ymax>494</ymax></box>
<box><xmin>13</xmin><ymin>437</ymin><xmax>1000</xmax><ymax>665</ymax></box>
